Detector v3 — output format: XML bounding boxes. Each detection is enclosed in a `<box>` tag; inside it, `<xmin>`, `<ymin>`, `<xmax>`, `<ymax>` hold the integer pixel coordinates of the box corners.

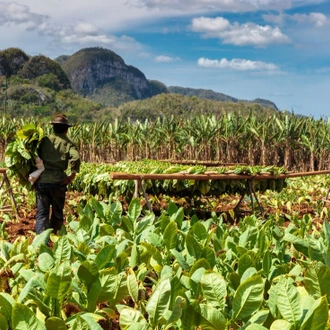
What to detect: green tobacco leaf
<box><xmin>189</xmin><ymin>258</ymin><xmax>211</xmax><ymax>276</ymax></box>
<box><xmin>70</xmin><ymin>315</ymin><xmax>90</xmax><ymax>330</ymax></box>
<box><xmin>192</xmin><ymin>221</ymin><xmax>208</xmax><ymax>241</ymax></box>
<box><xmin>122</xmin><ymin>216</ymin><xmax>134</xmax><ymax>234</ymax></box>
<box><xmin>45</xmin><ymin>316</ymin><xmax>67</xmax><ymax>330</ymax></box>
<box><xmin>283</xmin><ymin>233</ymin><xmax>309</xmax><ymax>257</ymax></box>
<box><xmin>185</xmin><ymin>233</ymin><xmax>202</xmax><ymax>259</ymax></box>
<box><xmin>127</xmin><ymin>271</ymin><xmax>139</xmax><ymax>304</ymax></box>
<box><xmin>70</xmin><ymin>312</ymin><xmax>108</xmax><ymax>330</ymax></box>
<box><xmin>181</xmin><ymin>300</ymin><xmax>201</xmax><ymax>330</ymax></box>
<box><xmin>322</xmin><ymin>220</ymin><xmax>330</xmax><ymax>246</ymax></box>
<box><xmin>18</xmin><ymin>275</ymin><xmax>45</xmax><ymax>304</ymax></box>
<box><xmin>0</xmin><ymin>293</ymin><xmax>15</xmax><ymax>321</ymax></box>
<box><xmin>165</xmin><ymin>296</ymin><xmax>186</xmax><ymax>327</ymax></box>
<box><xmin>130</xmin><ymin>243</ymin><xmax>139</xmax><ymax>269</ymax></box>
<box><xmin>135</xmin><ymin>213</ymin><xmax>154</xmax><ymax>236</ymax></box>
<box><xmin>232</xmin><ymin>274</ymin><xmax>264</xmax><ymax>321</ymax></box>
<box><xmin>308</xmin><ymin>238</ymin><xmax>325</xmax><ymax>262</ymax></box>
<box><xmin>38</xmin><ymin>252</ymin><xmax>55</xmax><ymax>273</ymax></box>
<box><xmin>128</xmin><ymin>198</ymin><xmax>142</xmax><ymax>222</ymax></box>
<box><xmin>89</xmin><ymin>197</ymin><xmax>105</xmax><ymax>220</ymax></box>
<box><xmin>262</xmin><ymin>250</ymin><xmax>272</xmax><ymax>277</ymax></box>
<box><xmin>167</xmin><ymin>202</ymin><xmax>178</xmax><ymax>216</ymax></box>
<box><xmin>31</xmin><ymin>228</ymin><xmax>53</xmax><ymax>249</ymax></box>
<box><xmin>146</xmin><ymin>279</ymin><xmax>171</xmax><ymax>326</ymax></box>
<box><xmin>77</xmin><ymin>260</ymin><xmax>99</xmax><ymax>288</ymax></box>
<box><xmin>46</xmin><ymin>261</ymin><xmax>72</xmax><ymax>301</ymax></box>
<box><xmin>304</xmin><ymin>261</ymin><xmax>330</xmax><ymax>299</ymax></box>
<box><xmin>241</xmin><ymin>267</ymin><xmax>258</xmax><ymax>284</ymax></box>
<box><xmin>109</xmin><ymin>200</ymin><xmax>122</xmax><ymax>225</ymax></box>
<box><xmin>244</xmin><ymin>310</ymin><xmax>269</xmax><ymax>328</ymax></box>
<box><xmin>94</xmin><ymin>244</ymin><xmax>116</xmax><ymax>270</ymax></box>
<box><xmin>119</xmin><ymin>307</ymin><xmax>148</xmax><ymax>329</ymax></box>
<box><xmin>53</xmin><ymin>236</ymin><xmax>72</xmax><ymax>263</ymax></box>
<box><xmin>170</xmin><ymin>249</ymin><xmax>189</xmax><ymax>271</ymax></box>
<box><xmin>12</xmin><ymin>303</ymin><xmax>46</xmax><ymax>330</ymax></box>
<box><xmin>140</xmin><ymin>241</ymin><xmax>163</xmax><ymax>265</ymax></box>
<box><xmin>244</xmin><ymin>325</ymin><xmax>268</xmax><ymax>330</ymax></box>
<box><xmin>163</xmin><ymin>221</ymin><xmax>178</xmax><ymax>250</ymax></box>
<box><xmin>201</xmin><ymin>246</ymin><xmax>216</xmax><ymax>269</ymax></box>
<box><xmin>197</xmin><ymin>180</ymin><xmax>211</xmax><ymax>195</ymax></box>
<box><xmin>16</xmin><ymin>123</ymin><xmax>37</xmax><ymax>139</ymax></box>
<box><xmin>17</xmin><ymin>143</ymin><xmax>32</xmax><ymax>158</ymax></box>
<box><xmin>300</xmin><ymin>295</ymin><xmax>328</xmax><ymax>330</ymax></box>
<box><xmin>269</xmin><ymin>319</ymin><xmax>292</xmax><ymax>330</ymax></box>
<box><xmin>201</xmin><ymin>271</ymin><xmax>227</xmax><ymax>310</ymax></box>
<box><xmin>274</xmin><ymin>277</ymin><xmax>302</xmax><ymax>327</ymax></box>
<box><xmin>0</xmin><ymin>314</ymin><xmax>8</xmax><ymax>330</ymax></box>
<box><xmin>87</xmin><ymin>269</ymin><xmax>128</xmax><ymax>311</ymax></box>
<box><xmin>170</xmin><ymin>206</ymin><xmax>184</xmax><ymax>229</ymax></box>
<box><xmin>238</xmin><ymin>251</ymin><xmax>257</xmax><ymax>276</ymax></box>
<box><xmin>199</xmin><ymin>304</ymin><xmax>226</xmax><ymax>330</ymax></box>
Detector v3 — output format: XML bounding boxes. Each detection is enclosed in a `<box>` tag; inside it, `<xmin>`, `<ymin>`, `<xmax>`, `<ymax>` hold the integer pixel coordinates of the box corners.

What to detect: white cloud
<box><xmin>155</xmin><ymin>55</ymin><xmax>181</xmax><ymax>62</ymax></box>
<box><xmin>131</xmin><ymin>0</ymin><xmax>292</xmax><ymax>12</ymax></box>
<box><xmin>262</xmin><ymin>13</ymin><xmax>286</xmax><ymax>24</ymax></box>
<box><xmin>130</xmin><ymin>0</ymin><xmax>328</xmax><ymax>13</ymax></box>
<box><xmin>191</xmin><ymin>16</ymin><xmax>290</xmax><ymax>46</ymax></box>
<box><xmin>291</xmin><ymin>12</ymin><xmax>329</xmax><ymax>27</ymax></box>
<box><xmin>197</xmin><ymin>57</ymin><xmax>279</xmax><ymax>71</ymax></box>
<box><xmin>0</xmin><ymin>2</ymin><xmax>143</xmax><ymax>54</ymax></box>
<box><xmin>263</xmin><ymin>12</ymin><xmax>329</xmax><ymax>27</ymax></box>
<box><xmin>0</xmin><ymin>1</ymin><xmax>48</xmax><ymax>27</ymax></box>
<box><xmin>73</xmin><ymin>22</ymin><xmax>99</xmax><ymax>35</ymax></box>
<box><xmin>56</xmin><ymin>22</ymin><xmax>143</xmax><ymax>51</ymax></box>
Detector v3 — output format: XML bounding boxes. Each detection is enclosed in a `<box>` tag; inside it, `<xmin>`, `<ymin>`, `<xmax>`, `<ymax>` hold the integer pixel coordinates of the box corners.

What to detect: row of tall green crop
<box><xmin>0</xmin><ymin>197</ymin><xmax>329</xmax><ymax>329</ymax></box>
<box><xmin>1</xmin><ymin>112</ymin><xmax>330</xmax><ymax>171</ymax></box>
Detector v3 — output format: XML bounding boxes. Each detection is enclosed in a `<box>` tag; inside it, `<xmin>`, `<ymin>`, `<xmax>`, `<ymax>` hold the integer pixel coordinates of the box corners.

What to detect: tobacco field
<box><xmin>1</xmin><ymin>115</ymin><xmax>330</xmax><ymax>329</ymax></box>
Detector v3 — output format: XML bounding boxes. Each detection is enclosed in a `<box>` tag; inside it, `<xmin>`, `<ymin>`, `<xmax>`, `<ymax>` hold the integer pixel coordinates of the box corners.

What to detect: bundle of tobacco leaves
<box><xmin>5</xmin><ymin>123</ymin><xmax>44</xmax><ymax>188</ymax></box>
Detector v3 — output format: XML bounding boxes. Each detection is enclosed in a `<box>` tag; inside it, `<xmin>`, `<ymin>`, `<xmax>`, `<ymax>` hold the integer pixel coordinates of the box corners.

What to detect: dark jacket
<box><xmin>37</xmin><ymin>133</ymin><xmax>80</xmax><ymax>184</ymax></box>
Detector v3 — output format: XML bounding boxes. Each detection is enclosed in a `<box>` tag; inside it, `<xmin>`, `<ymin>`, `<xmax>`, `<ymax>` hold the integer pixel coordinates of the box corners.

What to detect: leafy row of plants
<box><xmin>71</xmin><ymin>160</ymin><xmax>288</xmax><ymax>199</ymax></box>
<box><xmin>0</xmin><ymin>197</ymin><xmax>329</xmax><ymax>329</ymax></box>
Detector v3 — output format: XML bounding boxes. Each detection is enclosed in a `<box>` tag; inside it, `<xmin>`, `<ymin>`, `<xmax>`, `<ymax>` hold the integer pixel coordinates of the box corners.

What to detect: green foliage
<box><xmin>20</xmin><ymin>55</ymin><xmax>70</xmax><ymax>89</ymax></box>
<box><xmin>0</xmin><ymin>191</ymin><xmax>329</xmax><ymax>328</ymax></box>
<box><xmin>37</xmin><ymin>73</ymin><xmax>63</xmax><ymax>91</ymax></box>
<box><xmin>0</xmin><ymin>47</ymin><xmax>29</xmax><ymax>76</ymax></box>
<box><xmin>72</xmin><ymin>160</ymin><xmax>288</xmax><ymax>199</ymax></box>
<box><xmin>5</xmin><ymin>123</ymin><xmax>43</xmax><ymax>187</ymax></box>
<box><xmin>118</xmin><ymin>93</ymin><xmax>278</xmax><ymax>121</ymax></box>
<box><xmin>61</xmin><ymin>47</ymin><xmax>124</xmax><ymax>73</ymax></box>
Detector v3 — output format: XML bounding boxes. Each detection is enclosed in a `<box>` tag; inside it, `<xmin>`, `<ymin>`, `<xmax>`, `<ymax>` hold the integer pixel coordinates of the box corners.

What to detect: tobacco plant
<box><xmin>0</xmin><ymin>197</ymin><xmax>329</xmax><ymax>329</ymax></box>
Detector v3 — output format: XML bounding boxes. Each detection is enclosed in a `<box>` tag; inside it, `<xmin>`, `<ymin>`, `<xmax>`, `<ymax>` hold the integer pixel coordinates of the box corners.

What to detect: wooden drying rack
<box><xmin>0</xmin><ymin>168</ymin><xmax>19</xmax><ymax>219</ymax></box>
<box><xmin>110</xmin><ymin>170</ymin><xmax>330</xmax><ymax>215</ymax></box>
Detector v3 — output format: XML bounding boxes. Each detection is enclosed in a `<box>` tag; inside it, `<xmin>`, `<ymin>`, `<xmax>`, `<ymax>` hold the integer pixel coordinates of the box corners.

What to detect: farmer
<box><xmin>35</xmin><ymin>114</ymin><xmax>81</xmax><ymax>235</ymax></box>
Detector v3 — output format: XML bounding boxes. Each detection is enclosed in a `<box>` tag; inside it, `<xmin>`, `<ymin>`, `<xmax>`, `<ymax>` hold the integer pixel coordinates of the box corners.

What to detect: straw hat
<box><xmin>50</xmin><ymin>114</ymin><xmax>72</xmax><ymax>127</ymax></box>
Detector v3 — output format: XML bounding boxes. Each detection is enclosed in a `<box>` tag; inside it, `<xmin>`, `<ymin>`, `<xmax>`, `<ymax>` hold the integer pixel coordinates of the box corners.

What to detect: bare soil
<box><xmin>1</xmin><ymin>189</ymin><xmax>323</xmax><ymax>244</ymax></box>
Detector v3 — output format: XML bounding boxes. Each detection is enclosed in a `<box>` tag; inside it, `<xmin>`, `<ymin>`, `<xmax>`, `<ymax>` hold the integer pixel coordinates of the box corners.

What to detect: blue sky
<box><xmin>0</xmin><ymin>0</ymin><xmax>329</xmax><ymax>117</ymax></box>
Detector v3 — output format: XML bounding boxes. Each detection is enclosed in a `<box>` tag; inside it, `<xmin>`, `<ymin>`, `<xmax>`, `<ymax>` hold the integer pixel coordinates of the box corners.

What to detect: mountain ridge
<box><xmin>57</xmin><ymin>47</ymin><xmax>278</xmax><ymax>110</ymax></box>
<box><xmin>0</xmin><ymin>46</ymin><xmax>280</xmax><ymax>122</ymax></box>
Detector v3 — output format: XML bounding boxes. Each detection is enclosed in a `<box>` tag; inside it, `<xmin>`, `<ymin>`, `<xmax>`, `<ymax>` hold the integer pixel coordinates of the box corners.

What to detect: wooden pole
<box><xmin>0</xmin><ymin>170</ymin><xmax>19</xmax><ymax>219</ymax></box>
<box><xmin>110</xmin><ymin>170</ymin><xmax>330</xmax><ymax>181</ymax></box>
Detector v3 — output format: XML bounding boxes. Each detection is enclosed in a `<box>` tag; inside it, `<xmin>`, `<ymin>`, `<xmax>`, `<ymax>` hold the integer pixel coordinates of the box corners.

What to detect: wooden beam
<box><xmin>110</xmin><ymin>170</ymin><xmax>330</xmax><ymax>181</ymax></box>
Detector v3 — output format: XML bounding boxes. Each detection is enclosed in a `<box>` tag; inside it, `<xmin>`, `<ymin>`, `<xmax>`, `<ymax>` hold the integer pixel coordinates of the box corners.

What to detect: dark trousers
<box><xmin>35</xmin><ymin>183</ymin><xmax>67</xmax><ymax>234</ymax></box>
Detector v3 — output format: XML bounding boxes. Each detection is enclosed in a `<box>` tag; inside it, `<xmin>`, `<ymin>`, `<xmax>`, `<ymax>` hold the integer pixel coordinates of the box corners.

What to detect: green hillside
<box><xmin>0</xmin><ymin>47</ymin><xmax>280</xmax><ymax>123</ymax></box>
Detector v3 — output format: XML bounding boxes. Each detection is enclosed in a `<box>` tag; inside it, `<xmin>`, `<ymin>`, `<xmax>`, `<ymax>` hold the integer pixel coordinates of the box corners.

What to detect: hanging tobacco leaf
<box><xmin>5</xmin><ymin>123</ymin><xmax>44</xmax><ymax>188</ymax></box>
